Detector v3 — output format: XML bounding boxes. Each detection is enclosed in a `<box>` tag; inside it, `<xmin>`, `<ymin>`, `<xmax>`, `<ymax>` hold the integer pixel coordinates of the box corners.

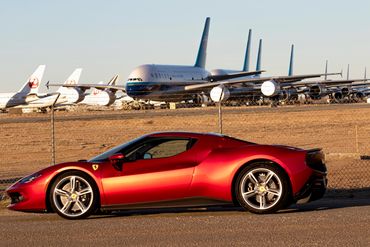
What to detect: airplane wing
<box><xmin>45</xmin><ymin>71</ymin><xmax>264</xmax><ymax>93</ymax></box>
<box><xmin>46</xmin><ymin>82</ymin><xmax>126</xmax><ymax>92</ymax></box>
<box><xmin>207</xmin><ymin>70</ymin><xmax>264</xmax><ymax>82</ymax></box>
<box><xmin>280</xmin><ymin>78</ymin><xmax>370</xmax><ymax>88</ymax></box>
<box><xmin>184</xmin><ymin>72</ymin><xmax>342</xmax><ymax>91</ymax></box>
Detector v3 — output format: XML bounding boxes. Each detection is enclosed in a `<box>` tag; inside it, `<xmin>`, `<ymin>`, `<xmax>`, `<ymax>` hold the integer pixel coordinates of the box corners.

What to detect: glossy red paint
<box><xmin>6</xmin><ymin>132</ymin><xmax>325</xmax><ymax>213</ymax></box>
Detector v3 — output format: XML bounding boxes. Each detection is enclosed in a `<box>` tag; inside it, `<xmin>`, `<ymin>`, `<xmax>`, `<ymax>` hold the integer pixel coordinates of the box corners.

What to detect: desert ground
<box><xmin>1</xmin><ymin>103</ymin><xmax>370</xmax><ymax>189</ymax></box>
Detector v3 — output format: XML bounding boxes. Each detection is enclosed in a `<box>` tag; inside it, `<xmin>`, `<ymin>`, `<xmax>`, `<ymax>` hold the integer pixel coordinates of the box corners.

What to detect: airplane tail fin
<box><xmin>346</xmin><ymin>64</ymin><xmax>350</xmax><ymax>80</ymax></box>
<box><xmin>108</xmin><ymin>75</ymin><xmax>119</xmax><ymax>86</ymax></box>
<box><xmin>255</xmin><ymin>39</ymin><xmax>262</xmax><ymax>75</ymax></box>
<box><xmin>364</xmin><ymin>67</ymin><xmax>367</xmax><ymax>81</ymax></box>
<box><xmin>194</xmin><ymin>17</ymin><xmax>210</xmax><ymax>68</ymax></box>
<box><xmin>242</xmin><ymin>29</ymin><xmax>252</xmax><ymax>72</ymax></box>
<box><xmin>324</xmin><ymin>60</ymin><xmax>328</xmax><ymax>80</ymax></box>
<box><xmin>64</xmin><ymin>68</ymin><xmax>82</xmax><ymax>85</ymax></box>
<box><xmin>288</xmin><ymin>44</ymin><xmax>294</xmax><ymax>76</ymax></box>
<box><xmin>18</xmin><ymin>65</ymin><xmax>46</xmax><ymax>95</ymax></box>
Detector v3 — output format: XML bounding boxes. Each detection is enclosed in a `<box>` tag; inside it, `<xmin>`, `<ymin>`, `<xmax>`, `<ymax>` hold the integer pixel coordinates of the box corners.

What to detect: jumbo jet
<box><xmin>184</xmin><ymin>41</ymin><xmax>344</xmax><ymax>103</ymax></box>
<box><xmin>48</xmin><ymin>17</ymin><xmax>340</xmax><ymax>103</ymax></box>
<box><xmin>0</xmin><ymin>65</ymin><xmax>46</xmax><ymax>110</ymax></box>
<box><xmin>47</xmin><ymin>18</ymin><xmax>263</xmax><ymax>102</ymax></box>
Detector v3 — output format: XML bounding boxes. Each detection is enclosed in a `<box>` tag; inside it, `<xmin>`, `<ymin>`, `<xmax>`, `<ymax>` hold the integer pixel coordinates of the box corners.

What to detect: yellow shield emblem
<box><xmin>92</xmin><ymin>164</ymin><xmax>99</xmax><ymax>171</ymax></box>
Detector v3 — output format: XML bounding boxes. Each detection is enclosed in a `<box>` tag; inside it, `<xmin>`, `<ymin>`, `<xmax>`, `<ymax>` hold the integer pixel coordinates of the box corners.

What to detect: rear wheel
<box><xmin>49</xmin><ymin>171</ymin><xmax>98</xmax><ymax>219</ymax></box>
<box><xmin>235</xmin><ymin>163</ymin><xmax>291</xmax><ymax>214</ymax></box>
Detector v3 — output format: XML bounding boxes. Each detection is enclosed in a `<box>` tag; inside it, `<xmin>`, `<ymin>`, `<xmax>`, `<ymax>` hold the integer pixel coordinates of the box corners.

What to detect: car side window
<box><xmin>125</xmin><ymin>138</ymin><xmax>195</xmax><ymax>161</ymax></box>
<box><xmin>145</xmin><ymin>139</ymin><xmax>189</xmax><ymax>159</ymax></box>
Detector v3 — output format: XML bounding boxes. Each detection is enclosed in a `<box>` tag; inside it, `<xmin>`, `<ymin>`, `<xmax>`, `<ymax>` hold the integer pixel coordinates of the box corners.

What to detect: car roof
<box><xmin>147</xmin><ymin>131</ymin><xmax>224</xmax><ymax>139</ymax></box>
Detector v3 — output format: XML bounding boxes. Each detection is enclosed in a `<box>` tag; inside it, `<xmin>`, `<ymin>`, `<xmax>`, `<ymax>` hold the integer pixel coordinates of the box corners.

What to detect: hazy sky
<box><xmin>1</xmin><ymin>0</ymin><xmax>370</xmax><ymax>92</ymax></box>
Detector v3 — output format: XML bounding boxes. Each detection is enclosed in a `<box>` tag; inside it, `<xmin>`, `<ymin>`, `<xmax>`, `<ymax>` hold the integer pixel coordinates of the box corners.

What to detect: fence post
<box><xmin>355</xmin><ymin>125</ymin><xmax>359</xmax><ymax>153</ymax></box>
<box><xmin>218</xmin><ymin>101</ymin><xmax>223</xmax><ymax>134</ymax></box>
<box><xmin>218</xmin><ymin>87</ymin><xmax>225</xmax><ymax>134</ymax></box>
<box><xmin>51</xmin><ymin>93</ymin><xmax>61</xmax><ymax>165</ymax></box>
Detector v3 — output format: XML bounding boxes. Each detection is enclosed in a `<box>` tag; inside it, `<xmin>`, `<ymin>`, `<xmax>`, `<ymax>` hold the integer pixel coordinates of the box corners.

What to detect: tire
<box><xmin>235</xmin><ymin>162</ymin><xmax>291</xmax><ymax>214</ymax></box>
<box><xmin>49</xmin><ymin>171</ymin><xmax>98</xmax><ymax>219</ymax></box>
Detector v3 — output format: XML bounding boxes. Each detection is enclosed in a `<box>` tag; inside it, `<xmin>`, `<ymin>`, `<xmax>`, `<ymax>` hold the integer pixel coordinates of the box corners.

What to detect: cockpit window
<box><xmin>127</xmin><ymin>78</ymin><xmax>143</xmax><ymax>82</ymax></box>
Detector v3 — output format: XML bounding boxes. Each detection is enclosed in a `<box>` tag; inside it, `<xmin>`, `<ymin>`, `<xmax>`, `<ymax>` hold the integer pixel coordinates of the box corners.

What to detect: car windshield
<box><xmin>88</xmin><ymin>136</ymin><xmax>146</xmax><ymax>162</ymax></box>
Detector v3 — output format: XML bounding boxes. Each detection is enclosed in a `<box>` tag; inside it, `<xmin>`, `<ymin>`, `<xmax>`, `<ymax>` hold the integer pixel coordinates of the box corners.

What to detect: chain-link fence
<box><xmin>1</xmin><ymin>103</ymin><xmax>370</xmax><ymax>196</ymax></box>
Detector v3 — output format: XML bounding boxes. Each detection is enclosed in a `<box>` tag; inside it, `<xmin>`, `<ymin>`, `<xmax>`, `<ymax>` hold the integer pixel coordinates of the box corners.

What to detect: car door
<box><xmin>101</xmin><ymin>137</ymin><xmax>200</xmax><ymax>206</ymax></box>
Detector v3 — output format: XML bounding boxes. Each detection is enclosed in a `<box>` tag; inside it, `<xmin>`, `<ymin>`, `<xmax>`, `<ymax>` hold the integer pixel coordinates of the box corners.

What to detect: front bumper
<box><xmin>6</xmin><ymin>179</ymin><xmax>47</xmax><ymax>212</ymax></box>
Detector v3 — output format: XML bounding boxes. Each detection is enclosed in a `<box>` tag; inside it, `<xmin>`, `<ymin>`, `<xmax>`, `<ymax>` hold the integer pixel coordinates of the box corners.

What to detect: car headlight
<box><xmin>19</xmin><ymin>173</ymin><xmax>42</xmax><ymax>184</ymax></box>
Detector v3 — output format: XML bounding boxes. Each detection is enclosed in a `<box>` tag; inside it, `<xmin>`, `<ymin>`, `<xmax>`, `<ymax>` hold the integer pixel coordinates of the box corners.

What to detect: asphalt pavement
<box><xmin>0</xmin><ymin>197</ymin><xmax>369</xmax><ymax>246</ymax></box>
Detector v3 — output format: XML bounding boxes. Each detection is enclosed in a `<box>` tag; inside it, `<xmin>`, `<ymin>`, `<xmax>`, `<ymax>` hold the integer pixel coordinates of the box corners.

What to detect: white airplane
<box><xmin>26</xmin><ymin>68</ymin><xmax>83</xmax><ymax>109</ymax></box>
<box><xmin>0</xmin><ymin>65</ymin><xmax>46</xmax><ymax>110</ymax></box>
<box><xmin>55</xmin><ymin>68</ymin><xmax>84</xmax><ymax>104</ymax></box>
<box><xmin>79</xmin><ymin>75</ymin><xmax>119</xmax><ymax>106</ymax></box>
<box><xmin>47</xmin><ymin>17</ymin><xmax>263</xmax><ymax>103</ymax></box>
<box><xmin>49</xmin><ymin>17</ymin><xmax>339</xmax><ymax>103</ymax></box>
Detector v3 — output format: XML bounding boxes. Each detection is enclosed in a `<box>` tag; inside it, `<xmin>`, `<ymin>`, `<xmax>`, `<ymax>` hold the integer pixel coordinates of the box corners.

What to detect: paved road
<box><xmin>0</xmin><ymin>197</ymin><xmax>369</xmax><ymax>246</ymax></box>
<box><xmin>1</xmin><ymin>103</ymin><xmax>370</xmax><ymax>124</ymax></box>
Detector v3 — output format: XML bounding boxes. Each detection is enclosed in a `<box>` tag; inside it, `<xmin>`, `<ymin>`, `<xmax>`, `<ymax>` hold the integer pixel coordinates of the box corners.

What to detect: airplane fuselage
<box><xmin>0</xmin><ymin>92</ymin><xmax>40</xmax><ymax>109</ymax></box>
<box><xmin>125</xmin><ymin>64</ymin><xmax>211</xmax><ymax>102</ymax></box>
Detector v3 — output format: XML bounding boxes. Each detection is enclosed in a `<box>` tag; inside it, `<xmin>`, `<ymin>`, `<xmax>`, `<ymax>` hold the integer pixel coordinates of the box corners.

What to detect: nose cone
<box><xmin>127</xmin><ymin>64</ymin><xmax>153</xmax><ymax>82</ymax></box>
<box><xmin>126</xmin><ymin>64</ymin><xmax>154</xmax><ymax>98</ymax></box>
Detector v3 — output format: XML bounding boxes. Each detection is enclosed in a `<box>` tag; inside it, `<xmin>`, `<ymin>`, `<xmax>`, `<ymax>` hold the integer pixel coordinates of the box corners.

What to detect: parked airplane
<box><xmin>48</xmin><ymin>18</ymin><xmax>340</xmax><ymax>104</ymax></box>
<box><xmin>55</xmin><ymin>68</ymin><xmax>84</xmax><ymax>104</ymax></box>
<box><xmin>79</xmin><ymin>75</ymin><xmax>119</xmax><ymax>106</ymax></box>
<box><xmin>27</xmin><ymin>68</ymin><xmax>83</xmax><ymax>109</ymax></box>
<box><xmin>302</xmin><ymin>63</ymin><xmax>370</xmax><ymax>102</ymax></box>
<box><xmin>208</xmin><ymin>30</ymin><xmax>264</xmax><ymax>102</ymax></box>
<box><xmin>0</xmin><ymin>65</ymin><xmax>46</xmax><ymax>110</ymax></box>
<box><xmin>48</xmin><ymin>18</ymin><xmax>263</xmax><ymax>103</ymax></box>
<box><xmin>185</xmin><ymin>43</ymin><xmax>341</xmax><ymax>102</ymax></box>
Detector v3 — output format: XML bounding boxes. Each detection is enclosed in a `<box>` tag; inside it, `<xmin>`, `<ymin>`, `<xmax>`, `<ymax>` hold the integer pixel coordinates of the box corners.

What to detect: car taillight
<box><xmin>306</xmin><ymin>149</ymin><xmax>327</xmax><ymax>174</ymax></box>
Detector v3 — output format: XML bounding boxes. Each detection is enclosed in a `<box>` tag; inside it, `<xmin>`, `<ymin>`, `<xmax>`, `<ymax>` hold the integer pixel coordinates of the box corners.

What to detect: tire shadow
<box><xmin>282</xmin><ymin>188</ymin><xmax>370</xmax><ymax>214</ymax></box>
<box><xmin>91</xmin><ymin>188</ymin><xmax>370</xmax><ymax>219</ymax></box>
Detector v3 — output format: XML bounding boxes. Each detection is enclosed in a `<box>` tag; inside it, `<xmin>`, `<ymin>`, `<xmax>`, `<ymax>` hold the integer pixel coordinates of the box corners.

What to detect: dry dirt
<box><xmin>1</xmin><ymin>104</ymin><xmax>370</xmax><ymax>189</ymax></box>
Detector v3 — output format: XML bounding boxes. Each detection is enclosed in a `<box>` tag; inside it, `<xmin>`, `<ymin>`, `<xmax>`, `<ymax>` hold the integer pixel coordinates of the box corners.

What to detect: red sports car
<box><xmin>6</xmin><ymin>132</ymin><xmax>327</xmax><ymax>219</ymax></box>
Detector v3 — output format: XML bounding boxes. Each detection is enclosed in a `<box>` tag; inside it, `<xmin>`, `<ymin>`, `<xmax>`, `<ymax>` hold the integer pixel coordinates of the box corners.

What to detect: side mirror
<box><xmin>109</xmin><ymin>153</ymin><xmax>125</xmax><ymax>171</ymax></box>
<box><xmin>109</xmin><ymin>153</ymin><xmax>125</xmax><ymax>161</ymax></box>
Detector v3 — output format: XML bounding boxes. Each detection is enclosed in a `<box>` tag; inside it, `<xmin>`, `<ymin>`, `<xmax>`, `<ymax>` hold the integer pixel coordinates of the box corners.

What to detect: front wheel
<box><xmin>235</xmin><ymin>163</ymin><xmax>291</xmax><ymax>214</ymax></box>
<box><xmin>49</xmin><ymin>171</ymin><xmax>98</xmax><ymax>219</ymax></box>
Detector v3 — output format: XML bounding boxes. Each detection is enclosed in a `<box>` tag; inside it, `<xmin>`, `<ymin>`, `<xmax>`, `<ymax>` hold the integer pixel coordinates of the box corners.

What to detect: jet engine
<box><xmin>341</xmin><ymin>87</ymin><xmax>350</xmax><ymax>96</ymax></box>
<box><xmin>81</xmin><ymin>90</ymin><xmax>116</xmax><ymax>106</ymax></box>
<box><xmin>279</xmin><ymin>88</ymin><xmax>298</xmax><ymax>102</ymax></box>
<box><xmin>261</xmin><ymin>80</ymin><xmax>280</xmax><ymax>97</ymax></box>
<box><xmin>351</xmin><ymin>92</ymin><xmax>365</xmax><ymax>101</ymax></box>
<box><xmin>308</xmin><ymin>85</ymin><xmax>326</xmax><ymax>100</ymax></box>
<box><xmin>210</xmin><ymin>85</ymin><xmax>230</xmax><ymax>102</ymax></box>
<box><xmin>59</xmin><ymin>87</ymin><xmax>85</xmax><ymax>104</ymax></box>
<box><xmin>332</xmin><ymin>92</ymin><xmax>343</xmax><ymax>103</ymax></box>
